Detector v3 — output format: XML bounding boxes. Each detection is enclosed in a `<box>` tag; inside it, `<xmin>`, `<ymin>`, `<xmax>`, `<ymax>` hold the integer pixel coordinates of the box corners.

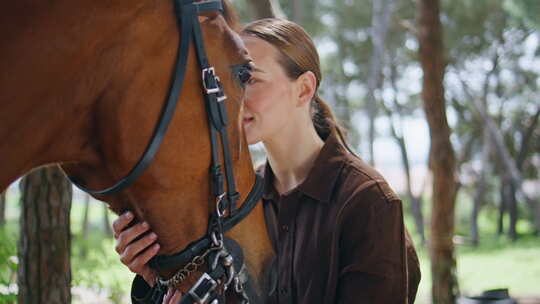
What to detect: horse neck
<box><xmin>0</xmin><ymin>92</ymin><xmax>93</xmax><ymax>191</ymax></box>
<box><xmin>0</xmin><ymin>1</ymin><xmax>166</xmax><ymax>191</ymax></box>
<box><xmin>222</xmin><ymin>146</ymin><xmax>274</xmax><ymax>296</ymax></box>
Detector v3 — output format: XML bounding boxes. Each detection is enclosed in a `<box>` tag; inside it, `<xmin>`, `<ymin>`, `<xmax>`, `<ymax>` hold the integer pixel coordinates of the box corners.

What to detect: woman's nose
<box><xmin>243</xmin><ymin>90</ymin><xmax>254</xmax><ymax>107</ymax></box>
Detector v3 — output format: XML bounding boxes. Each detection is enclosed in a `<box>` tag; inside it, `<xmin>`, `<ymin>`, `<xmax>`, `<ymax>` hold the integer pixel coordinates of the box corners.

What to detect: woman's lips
<box><xmin>243</xmin><ymin>117</ymin><xmax>254</xmax><ymax>125</ymax></box>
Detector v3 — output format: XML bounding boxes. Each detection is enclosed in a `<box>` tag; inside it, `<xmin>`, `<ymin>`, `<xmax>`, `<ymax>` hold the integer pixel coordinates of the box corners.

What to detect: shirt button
<box><xmin>281</xmin><ymin>225</ymin><xmax>289</xmax><ymax>232</ymax></box>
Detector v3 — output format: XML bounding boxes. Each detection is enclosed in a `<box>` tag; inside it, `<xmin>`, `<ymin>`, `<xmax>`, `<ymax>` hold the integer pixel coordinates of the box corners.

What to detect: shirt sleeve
<box><xmin>335</xmin><ymin>181</ymin><xmax>408</xmax><ymax>304</ymax></box>
<box><xmin>131</xmin><ymin>275</ymin><xmax>165</xmax><ymax>304</ymax></box>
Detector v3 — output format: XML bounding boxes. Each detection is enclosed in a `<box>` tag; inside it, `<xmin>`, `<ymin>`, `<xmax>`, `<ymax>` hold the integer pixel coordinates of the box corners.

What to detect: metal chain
<box><xmin>157</xmin><ymin>242</ymin><xmax>251</xmax><ymax>304</ymax></box>
<box><xmin>234</xmin><ymin>276</ymin><xmax>250</xmax><ymax>304</ymax></box>
<box><xmin>157</xmin><ymin>245</ymin><xmax>220</xmax><ymax>288</ymax></box>
<box><xmin>234</xmin><ymin>265</ymin><xmax>250</xmax><ymax>304</ymax></box>
<box><xmin>157</xmin><ymin>199</ymin><xmax>227</xmax><ymax>289</ymax></box>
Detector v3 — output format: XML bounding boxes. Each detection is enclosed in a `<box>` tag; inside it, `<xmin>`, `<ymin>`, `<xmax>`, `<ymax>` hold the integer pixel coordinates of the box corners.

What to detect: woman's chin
<box><xmin>243</xmin><ymin>126</ymin><xmax>258</xmax><ymax>145</ymax></box>
<box><xmin>245</xmin><ymin>134</ymin><xmax>261</xmax><ymax>146</ymax></box>
<box><xmin>246</xmin><ymin>138</ymin><xmax>258</xmax><ymax>146</ymax></box>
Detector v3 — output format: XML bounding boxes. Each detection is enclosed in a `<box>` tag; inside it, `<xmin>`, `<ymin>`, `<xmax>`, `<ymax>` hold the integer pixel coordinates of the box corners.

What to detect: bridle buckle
<box><xmin>202</xmin><ymin>67</ymin><xmax>221</xmax><ymax>95</ymax></box>
<box><xmin>215</xmin><ymin>192</ymin><xmax>227</xmax><ymax>218</ymax></box>
<box><xmin>189</xmin><ymin>273</ymin><xmax>218</xmax><ymax>304</ymax></box>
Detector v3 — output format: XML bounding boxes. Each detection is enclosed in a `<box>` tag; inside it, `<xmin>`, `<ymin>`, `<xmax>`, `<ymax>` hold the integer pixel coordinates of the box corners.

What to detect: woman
<box><xmin>113</xmin><ymin>18</ymin><xmax>420</xmax><ymax>303</ymax></box>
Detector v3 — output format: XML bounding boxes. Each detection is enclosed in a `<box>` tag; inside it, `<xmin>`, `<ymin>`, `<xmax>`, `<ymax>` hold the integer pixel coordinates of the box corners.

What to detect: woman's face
<box><xmin>241</xmin><ymin>36</ymin><xmax>298</xmax><ymax>145</ymax></box>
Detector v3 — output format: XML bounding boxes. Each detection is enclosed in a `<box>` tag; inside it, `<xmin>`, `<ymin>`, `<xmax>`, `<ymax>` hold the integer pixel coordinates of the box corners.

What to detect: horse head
<box><xmin>0</xmin><ymin>0</ymin><xmax>274</xmax><ymax>302</ymax></box>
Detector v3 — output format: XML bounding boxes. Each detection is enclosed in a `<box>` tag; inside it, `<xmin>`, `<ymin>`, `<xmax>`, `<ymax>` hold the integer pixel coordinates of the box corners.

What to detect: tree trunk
<box><xmin>18</xmin><ymin>166</ymin><xmax>72</xmax><ymax>304</ymax></box>
<box><xmin>246</xmin><ymin>0</ymin><xmax>285</xmax><ymax>19</ymax></box>
<box><xmin>525</xmin><ymin>197</ymin><xmax>540</xmax><ymax>236</ymax></box>
<box><xmin>516</xmin><ymin>107</ymin><xmax>540</xmax><ymax>235</ymax></box>
<box><xmin>382</xmin><ymin>103</ymin><xmax>426</xmax><ymax>245</ymax></box>
<box><xmin>471</xmin><ymin>129</ymin><xmax>490</xmax><ymax>246</ymax></box>
<box><xmin>507</xmin><ymin>182</ymin><xmax>518</xmax><ymax>241</ymax></box>
<box><xmin>471</xmin><ymin>192</ymin><xmax>481</xmax><ymax>246</ymax></box>
<box><xmin>516</xmin><ymin>106</ymin><xmax>540</xmax><ymax>170</ymax></box>
<box><xmin>80</xmin><ymin>194</ymin><xmax>91</xmax><ymax>258</ymax></box>
<box><xmin>0</xmin><ymin>191</ymin><xmax>6</xmax><ymax>227</ymax></box>
<box><xmin>103</xmin><ymin>203</ymin><xmax>112</xmax><ymax>236</ymax></box>
<box><xmin>417</xmin><ymin>0</ymin><xmax>459</xmax><ymax>303</ymax></box>
<box><xmin>498</xmin><ymin>182</ymin><xmax>506</xmax><ymax>235</ymax></box>
<box><xmin>365</xmin><ymin>0</ymin><xmax>396</xmax><ymax>166</ymax></box>
<box><xmin>82</xmin><ymin>194</ymin><xmax>91</xmax><ymax>238</ymax></box>
<box><xmin>460</xmin><ymin>52</ymin><xmax>540</xmax><ymax>236</ymax></box>
<box><xmin>471</xmin><ymin>89</ymin><xmax>540</xmax><ymax>233</ymax></box>
<box><xmin>387</xmin><ymin>54</ymin><xmax>426</xmax><ymax>245</ymax></box>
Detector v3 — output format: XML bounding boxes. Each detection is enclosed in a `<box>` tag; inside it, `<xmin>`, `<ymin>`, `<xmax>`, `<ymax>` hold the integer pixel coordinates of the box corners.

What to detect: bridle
<box><xmin>67</xmin><ymin>0</ymin><xmax>263</xmax><ymax>303</ymax></box>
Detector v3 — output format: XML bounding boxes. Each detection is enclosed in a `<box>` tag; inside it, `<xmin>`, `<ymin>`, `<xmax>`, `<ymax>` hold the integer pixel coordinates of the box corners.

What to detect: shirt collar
<box><xmin>260</xmin><ymin>133</ymin><xmax>347</xmax><ymax>203</ymax></box>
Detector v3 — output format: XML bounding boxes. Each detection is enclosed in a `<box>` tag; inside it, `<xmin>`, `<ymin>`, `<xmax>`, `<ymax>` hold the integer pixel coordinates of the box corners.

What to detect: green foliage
<box><xmin>503</xmin><ymin>0</ymin><xmax>540</xmax><ymax>31</ymax></box>
<box><xmin>0</xmin><ymin>195</ymin><xmax>131</xmax><ymax>304</ymax></box>
<box><xmin>443</xmin><ymin>0</ymin><xmax>508</xmax><ymax>62</ymax></box>
<box><xmin>0</xmin><ymin>227</ymin><xmax>18</xmax><ymax>304</ymax></box>
<box><xmin>69</xmin><ymin>199</ymin><xmax>132</xmax><ymax>304</ymax></box>
<box><xmin>71</xmin><ymin>232</ymin><xmax>132</xmax><ymax>303</ymax></box>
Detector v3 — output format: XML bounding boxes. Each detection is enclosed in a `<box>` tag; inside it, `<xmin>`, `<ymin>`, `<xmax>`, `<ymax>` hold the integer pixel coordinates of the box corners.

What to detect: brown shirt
<box><xmin>258</xmin><ymin>134</ymin><xmax>417</xmax><ymax>304</ymax></box>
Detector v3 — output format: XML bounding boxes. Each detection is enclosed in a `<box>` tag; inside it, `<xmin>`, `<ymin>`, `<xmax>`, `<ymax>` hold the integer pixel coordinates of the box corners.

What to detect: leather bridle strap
<box><xmin>66</xmin><ymin>0</ymin><xmax>222</xmax><ymax>195</ymax></box>
<box><xmin>143</xmin><ymin>1</ymin><xmax>259</xmax><ymax>303</ymax></box>
<box><xmin>190</xmin><ymin>1</ymin><xmax>241</xmax><ymax>215</ymax></box>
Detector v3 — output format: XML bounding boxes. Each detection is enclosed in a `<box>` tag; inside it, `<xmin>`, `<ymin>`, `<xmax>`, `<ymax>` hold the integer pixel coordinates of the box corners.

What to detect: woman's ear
<box><xmin>295</xmin><ymin>71</ymin><xmax>317</xmax><ymax>108</ymax></box>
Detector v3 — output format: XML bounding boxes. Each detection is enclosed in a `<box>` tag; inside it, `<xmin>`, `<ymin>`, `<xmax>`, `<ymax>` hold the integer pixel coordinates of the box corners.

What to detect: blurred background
<box><xmin>1</xmin><ymin>0</ymin><xmax>539</xmax><ymax>303</ymax></box>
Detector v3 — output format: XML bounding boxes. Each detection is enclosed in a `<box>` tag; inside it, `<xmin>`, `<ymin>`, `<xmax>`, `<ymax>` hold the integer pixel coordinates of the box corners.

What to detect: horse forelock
<box><xmin>194</xmin><ymin>0</ymin><xmax>239</xmax><ymax>31</ymax></box>
<box><xmin>220</xmin><ymin>0</ymin><xmax>240</xmax><ymax>31</ymax></box>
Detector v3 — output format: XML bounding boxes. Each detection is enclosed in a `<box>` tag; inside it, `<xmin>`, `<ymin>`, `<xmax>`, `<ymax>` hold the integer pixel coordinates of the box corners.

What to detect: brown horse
<box><xmin>0</xmin><ymin>0</ymin><xmax>273</xmax><ymax>301</ymax></box>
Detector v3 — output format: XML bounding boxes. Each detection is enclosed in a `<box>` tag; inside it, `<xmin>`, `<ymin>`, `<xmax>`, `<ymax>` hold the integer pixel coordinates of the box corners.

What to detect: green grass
<box><xmin>0</xmin><ymin>226</ymin><xmax>17</xmax><ymax>304</ymax></box>
<box><xmin>414</xmin><ymin>234</ymin><xmax>540</xmax><ymax>303</ymax></box>
<box><xmin>399</xmin><ymin>193</ymin><xmax>540</xmax><ymax>303</ymax></box>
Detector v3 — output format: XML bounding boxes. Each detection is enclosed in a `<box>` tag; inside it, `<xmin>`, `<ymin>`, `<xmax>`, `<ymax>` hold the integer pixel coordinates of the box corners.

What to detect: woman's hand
<box><xmin>162</xmin><ymin>288</ymin><xmax>183</xmax><ymax>304</ymax></box>
<box><xmin>112</xmin><ymin>211</ymin><xmax>160</xmax><ymax>286</ymax></box>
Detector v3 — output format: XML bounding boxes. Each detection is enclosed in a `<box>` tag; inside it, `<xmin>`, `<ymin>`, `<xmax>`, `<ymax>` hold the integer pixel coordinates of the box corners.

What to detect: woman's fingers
<box><xmin>163</xmin><ymin>289</ymin><xmax>182</xmax><ymax>304</ymax></box>
<box><xmin>111</xmin><ymin>211</ymin><xmax>161</xmax><ymax>284</ymax></box>
<box><xmin>126</xmin><ymin>242</ymin><xmax>160</xmax><ymax>274</ymax></box>
<box><xmin>170</xmin><ymin>290</ymin><xmax>182</xmax><ymax>303</ymax></box>
<box><xmin>115</xmin><ymin>221</ymin><xmax>151</xmax><ymax>255</ymax></box>
<box><xmin>120</xmin><ymin>231</ymin><xmax>158</xmax><ymax>265</ymax></box>
<box><xmin>112</xmin><ymin>211</ymin><xmax>134</xmax><ymax>238</ymax></box>
<box><xmin>162</xmin><ymin>288</ymin><xmax>173</xmax><ymax>304</ymax></box>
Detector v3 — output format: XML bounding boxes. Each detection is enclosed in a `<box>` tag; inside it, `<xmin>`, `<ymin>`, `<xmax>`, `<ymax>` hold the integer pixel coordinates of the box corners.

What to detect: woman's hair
<box><xmin>242</xmin><ymin>18</ymin><xmax>354</xmax><ymax>153</ymax></box>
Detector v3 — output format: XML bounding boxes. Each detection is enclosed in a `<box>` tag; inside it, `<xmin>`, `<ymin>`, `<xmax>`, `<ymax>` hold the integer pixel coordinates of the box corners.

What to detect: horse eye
<box><xmin>237</xmin><ymin>66</ymin><xmax>252</xmax><ymax>85</ymax></box>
